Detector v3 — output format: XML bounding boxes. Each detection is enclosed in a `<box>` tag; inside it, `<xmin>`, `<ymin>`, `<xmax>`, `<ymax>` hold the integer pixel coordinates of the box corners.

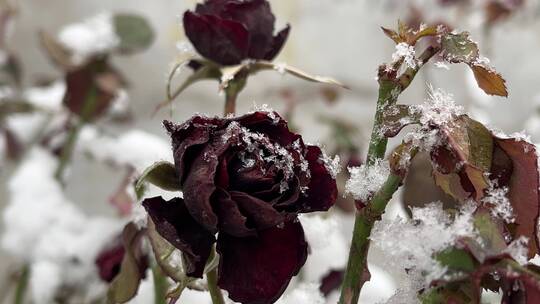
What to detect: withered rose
<box><xmin>183</xmin><ymin>0</ymin><xmax>290</xmax><ymax>66</ymax></box>
<box><xmin>95</xmin><ymin>240</ymin><xmax>125</xmax><ymax>282</ymax></box>
<box><xmin>143</xmin><ymin>111</ymin><xmax>337</xmax><ymax>304</ymax></box>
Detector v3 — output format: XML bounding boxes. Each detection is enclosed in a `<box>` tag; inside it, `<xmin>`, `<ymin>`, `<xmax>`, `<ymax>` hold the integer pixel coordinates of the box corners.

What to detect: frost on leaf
<box><xmin>417</xmin><ymin>87</ymin><xmax>464</xmax><ymax>127</ymax></box>
<box><xmin>371</xmin><ymin>202</ymin><xmax>476</xmax><ymax>285</ymax></box>
<box><xmin>345</xmin><ymin>159</ymin><xmax>390</xmax><ymax>203</ymax></box>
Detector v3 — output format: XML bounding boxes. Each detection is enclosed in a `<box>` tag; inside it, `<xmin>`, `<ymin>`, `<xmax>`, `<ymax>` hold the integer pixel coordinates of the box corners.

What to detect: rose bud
<box><xmin>183</xmin><ymin>0</ymin><xmax>290</xmax><ymax>66</ymax></box>
<box><xmin>143</xmin><ymin>111</ymin><xmax>337</xmax><ymax>304</ymax></box>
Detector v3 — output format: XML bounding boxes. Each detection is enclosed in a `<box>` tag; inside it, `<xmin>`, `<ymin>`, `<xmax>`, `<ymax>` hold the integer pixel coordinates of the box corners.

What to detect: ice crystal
<box><xmin>221</xmin><ymin>122</ymin><xmax>309</xmax><ymax>193</ymax></box>
<box><xmin>320</xmin><ymin>152</ymin><xmax>341</xmax><ymax>179</ymax></box>
<box><xmin>392</xmin><ymin>42</ymin><xmax>417</xmax><ymax>69</ymax></box>
<box><xmin>371</xmin><ymin>202</ymin><xmax>476</xmax><ymax>285</ymax></box>
<box><xmin>416</xmin><ymin>86</ymin><xmax>464</xmax><ymax>126</ymax></box>
<box><xmin>482</xmin><ymin>183</ymin><xmax>514</xmax><ymax>223</ymax></box>
<box><xmin>504</xmin><ymin>236</ymin><xmax>529</xmax><ymax>265</ymax></box>
<box><xmin>345</xmin><ymin>159</ymin><xmax>390</xmax><ymax>202</ymax></box>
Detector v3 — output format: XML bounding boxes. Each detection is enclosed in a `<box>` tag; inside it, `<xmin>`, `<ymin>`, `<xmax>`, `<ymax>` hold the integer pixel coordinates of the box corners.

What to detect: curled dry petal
<box><xmin>216</xmin><ymin>220</ymin><xmax>308</xmax><ymax>304</ymax></box>
<box><xmin>142</xmin><ymin>196</ymin><xmax>215</xmax><ymax>278</ymax></box>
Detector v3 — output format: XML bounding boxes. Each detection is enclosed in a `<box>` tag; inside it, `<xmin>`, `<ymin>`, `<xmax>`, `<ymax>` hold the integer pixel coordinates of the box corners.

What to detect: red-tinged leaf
<box><xmin>433</xmin><ymin>171</ymin><xmax>472</xmax><ymax>202</ymax></box>
<box><xmin>431</xmin><ymin>116</ymin><xmax>493</xmax><ymax>201</ymax></box>
<box><xmin>500</xmin><ymin>263</ymin><xmax>540</xmax><ymax>304</ymax></box>
<box><xmin>402</xmin><ymin>153</ymin><xmax>456</xmax><ymax>210</ymax></box>
<box><xmin>495</xmin><ymin>138</ymin><xmax>540</xmax><ymax>257</ymax></box>
<box><xmin>413</xmin><ymin>25</ymin><xmax>439</xmax><ymax>43</ymax></box>
<box><xmin>107</xmin><ymin>223</ymin><xmax>148</xmax><ymax>304</ymax></box>
<box><xmin>63</xmin><ymin>59</ymin><xmax>126</xmax><ymax>121</ymax></box>
<box><xmin>470</xmin><ymin>64</ymin><xmax>508</xmax><ymax>97</ymax></box>
<box><xmin>389</xmin><ymin>141</ymin><xmax>418</xmax><ymax>178</ymax></box>
<box><xmin>381</xmin><ymin>26</ymin><xmax>401</xmax><ymax>44</ymax></box>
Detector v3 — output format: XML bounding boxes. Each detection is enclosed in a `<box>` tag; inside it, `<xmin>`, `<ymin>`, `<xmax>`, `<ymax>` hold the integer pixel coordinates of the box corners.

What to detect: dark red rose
<box><xmin>95</xmin><ymin>238</ymin><xmax>126</xmax><ymax>282</ymax></box>
<box><xmin>183</xmin><ymin>0</ymin><xmax>290</xmax><ymax>66</ymax></box>
<box><xmin>143</xmin><ymin>111</ymin><xmax>337</xmax><ymax>304</ymax></box>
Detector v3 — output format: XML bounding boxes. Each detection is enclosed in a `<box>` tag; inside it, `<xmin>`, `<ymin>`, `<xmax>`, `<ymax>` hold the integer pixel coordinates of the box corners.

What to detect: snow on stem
<box><xmin>338</xmin><ymin>46</ymin><xmax>439</xmax><ymax>304</ymax></box>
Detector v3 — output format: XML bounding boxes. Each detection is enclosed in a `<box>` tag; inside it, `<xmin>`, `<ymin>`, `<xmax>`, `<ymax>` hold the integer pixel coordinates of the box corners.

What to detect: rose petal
<box><xmin>183</xmin><ymin>11</ymin><xmax>249</xmax><ymax>65</ymax></box>
<box><xmin>264</xmin><ymin>25</ymin><xmax>291</xmax><ymax>61</ymax></box>
<box><xmin>164</xmin><ymin>117</ymin><xmax>222</xmax><ymax>184</ymax></box>
<box><xmin>195</xmin><ymin>0</ymin><xmax>229</xmax><ymax>16</ymax></box>
<box><xmin>230</xmin><ymin>191</ymin><xmax>286</xmax><ymax>229</ymax></box>
<box><xmin>183</xmin><ymin>135</ymin><xmax>234</xmax><ymax>232</ymax></box>
<box><xmin>294</xmin><ymin>145</ymin><xmax>337</xmax><ymax>212</ymax></box>
<box><xmin>217</xmin><ymin>220</ymin><xmax>308</xmax><ymax>304</ymax></box>
<box><xmin>229</xmin><ymin>154</ymin><xmax>276</xmax><ymax>193</ymax></box>
<box><xmin>142</xmin><ymin>196</ymin><xmax>215</xmax><ymax>278</ymax></box>
<box><xmin>213</xmin><ymin>188</ymin><xmax>255</xmax><ymax>237</ymax></box>
<box><xmin>224</xmin><ymin>0</ymin><xmax>275</xmax><ymax>59</ymax></box>
<box><xmin>234</xmin><ymin>111</ymin><xmax>301</xmax><ymax>147</ymax></box>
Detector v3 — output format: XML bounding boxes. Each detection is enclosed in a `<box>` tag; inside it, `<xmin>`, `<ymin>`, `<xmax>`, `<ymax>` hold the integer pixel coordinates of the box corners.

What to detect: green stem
<box><xmin>13</xmin><ymin>265</ymin><xmax>29</xmax><ymax>304</ymax></box>
<box><xmin>207</xmin><ymin>268</ymin><xmax>225</xmax><ymax>304</ymax></box>
<box><xmin>338</xmin><ymin>46</ymin><xmax>439</xmax><ymax>304</ymax></box>
<box><xmin>54</xmin><ymin>86</ymin><xmax>98</xmax><ymax>183</ymax></box>
<box><xmin>223</xmin><ymin>75</ymin><xmax>246</xmax><ymax>116</ymax></box>
<box><xmin>152</xmin><ymin>266</ymin><xmax>168</xmax><ymax>304</ymax></box>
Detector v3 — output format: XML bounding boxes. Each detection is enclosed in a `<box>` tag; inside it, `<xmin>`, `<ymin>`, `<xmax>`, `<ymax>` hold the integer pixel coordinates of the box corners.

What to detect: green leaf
<box><xmin>147</xmin><ymin>218</ymin><xmax>219</xmax><ymax>303</ymax></box>
<box><xmin>107</xmin><ymin>223</ymin><xmax>147</xmax><ymax>304</ymax></box>
<box><xmin>420</xmin><ymin>284</ymin><xmax>472</xmax><ymax>304</ymax></box>
<box><xmin>147</xmin><ymin>218</ymin><xmax>187</xmax><ymax>283</ymax></box>
<box><xmin>463</xmin><ymin>210</ymin><xmax>507</xmax><ymax>263</ymax></box>
<box><xmin>248</xmin><ymin>61</ymin><xmax>349</xmax><ymax>89</ymax></box>
<box><xmin>441</xmin><ymin>32</ymin><xmax>479</xmax><ymax>63</ymax></box>
<box><xmin>135</xmin><ymin>161</ymin><xmax>181</xmax><ymax>199</ymax></box>
<box><xmin>113</xmin><ymin>14</ymin><xmax>155</xmax><ymax>54</ymax></box>
<box><xmin>435</xmin><ymin>247</ymin><xmax>475</xmax><ymax>273</ymax></box>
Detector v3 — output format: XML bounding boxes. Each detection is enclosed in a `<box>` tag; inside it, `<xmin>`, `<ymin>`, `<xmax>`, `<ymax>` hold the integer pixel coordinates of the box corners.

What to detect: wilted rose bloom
<box><xmin>143</xmin><ymin>111</ymin><xmax>337</xmax><ymax>304</ymax></box>
<box><xmin>95</xmin><ymin>234</ymin><xmax>149</xmax><ymax>283</ymax></box>
<box><xmin>95</xmin><ymin>239</ymin><xmax>126</xmax><ymax>282</ymax></box>
<box><xmin>183</xmin><ymin>0</ymin><xmax>290</xmax><ymax>66</ymax></box>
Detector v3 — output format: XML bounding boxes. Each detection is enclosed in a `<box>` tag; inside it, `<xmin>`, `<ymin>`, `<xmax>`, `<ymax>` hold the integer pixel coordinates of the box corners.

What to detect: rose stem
<box><xmin>152</xmin><ymin>266</ymin><xmax>168</xmax><ymax>304</ymax></box>
<box><xmin>54</xmin><ymin>86</ymin><xmax>98</xmax><ymax>183</ymax></box>
<box><xmin>338</xmin><ymin>46</ymin><xmax>439</xmax><ymax>304</ymax></box>
<box><xmin>207</xmin><ymin>267</ymin><xmax>226</xmax><ymax>304</ymax></box>
<box><xmin>13</xmin><ymin>265</ymin><xmax>28</xmax><ymax>304</ymax></box>
<box><xmin>223</xmin><ymin>76</ymin><xmax>246</xmax><ymax>117</ymax></box>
